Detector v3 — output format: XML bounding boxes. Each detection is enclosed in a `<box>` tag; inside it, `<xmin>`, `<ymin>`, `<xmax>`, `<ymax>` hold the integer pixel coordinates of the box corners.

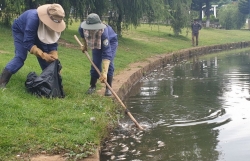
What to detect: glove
<box><xmin>99</xmin><ymin>59</ymin><xmax>110</xmax><ymax>83</ymax></box>
<box><xmin>49</xmin><ymin>50</ymin><xmax>58</xmax><ymax>60</ymax></box>
<box><xmin>30</xmin><ymin>45</ymin><xmax>55</xmax><ymax>62</ymax></box>
<box><xmin>81</xmin><ymin>38</ymin><xmax>88</xmax><ymax>52</ymax></box>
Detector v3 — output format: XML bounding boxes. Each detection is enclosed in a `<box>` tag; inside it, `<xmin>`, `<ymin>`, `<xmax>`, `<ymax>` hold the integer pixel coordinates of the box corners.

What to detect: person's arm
<box><xmin>78</xmin><ymin>25</ymin><xmax>87</xmax><ymax>51</ymax></box>
<box><xmin>24</xmin><ymin>12</ymin><xmax>55</xmax><ymax>62</ymax></box>
<box><xmin>101</xmin><ymin>28</ymin><xmax>112</xmax><ymax>61</ymax></box>
<box><xmin>99</xmin><ymin>27</ymin><xmax>112</xmax><ymax>83</ymax></box>
<box><xmin>48</xmin><ymin>43</ymin><xmax>58</xmax><ymax>59</ymax></box>
<box><xmin>78</xmin><ymin>25</ymin><xmax>84</xmax><ymax>38</ymax></box>
<box><xmin>23</xmin><ymin>12</ymin><xmax>39</xmax><ymax>51</ymax></box>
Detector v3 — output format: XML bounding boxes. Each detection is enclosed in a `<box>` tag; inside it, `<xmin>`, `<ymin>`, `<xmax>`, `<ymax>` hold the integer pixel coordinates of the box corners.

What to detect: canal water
<box><xmin>100</xmin><ymin>49</ymin><xmax>250</xmax><ymax>161</ymax></box>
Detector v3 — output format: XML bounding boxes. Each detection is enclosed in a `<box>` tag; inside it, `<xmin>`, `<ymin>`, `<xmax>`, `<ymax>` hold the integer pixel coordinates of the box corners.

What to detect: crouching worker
<box><xmin>0</xmin><ymin>3</ymin><xmax>66</xmax><ymax>88</ymax></box>
<box><xmin>78</xmin><ymin>13</ymin><xmax>118</xmax><ymax>96</ymax></box>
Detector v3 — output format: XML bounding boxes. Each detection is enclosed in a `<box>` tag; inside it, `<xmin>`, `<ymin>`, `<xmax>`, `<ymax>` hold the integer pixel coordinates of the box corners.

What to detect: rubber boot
<box><xmin>105</xmin><ymin>76</ymin><xmax>113</xmax><ymax>96</ymax></box>
<box><xmin>86</xmin><ymin>77</ymin><xmax>97</xmax><ymax>94</ymax></box>
<box><xmin>0</xmin><ymin>69</ymin><xmax>12</xmax><ymax>88</ymax></box>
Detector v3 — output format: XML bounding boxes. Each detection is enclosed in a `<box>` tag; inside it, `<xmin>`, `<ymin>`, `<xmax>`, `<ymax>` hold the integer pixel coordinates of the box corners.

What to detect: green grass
<box><xmin>1</xmin><ymin>23</ymin><xmax>250</xmax><ymax>160</ymax></box>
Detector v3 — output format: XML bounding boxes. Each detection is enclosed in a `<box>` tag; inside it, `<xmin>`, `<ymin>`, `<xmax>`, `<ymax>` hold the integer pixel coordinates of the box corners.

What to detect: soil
<box><xmin>0</xmin><ymin>50</ymin><xmax>10</xmax><ymax>54</ymax></box>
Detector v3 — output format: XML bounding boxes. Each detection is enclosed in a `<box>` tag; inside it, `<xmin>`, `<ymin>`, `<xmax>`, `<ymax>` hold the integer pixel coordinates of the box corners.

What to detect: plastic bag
<box><xmin>25</xmin><ymin>59</ymin><xmax>65</xmax><ymax>98</ymax></box>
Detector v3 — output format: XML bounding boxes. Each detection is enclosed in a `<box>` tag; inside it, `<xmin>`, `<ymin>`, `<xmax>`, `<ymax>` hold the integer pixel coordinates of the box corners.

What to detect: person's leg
<box><xmin>105</xmin><ymin>42</ymin><xmax>118</xmax><ymax>96</ymax></box>
<box><xmin>196</xmin><ymin>33</ymin><xmax>199</xmax><ymax>46</ymax></box>
<box><xmin>1</xmin><ymin>31</ymin><xmax>27</xmax><ymax>88</ymax></box>
<box><xmin>192</xmin><ymin>33</ymin><xmax>195</xmax><ymax>47</ymax></box>
<box><xmin>0</xmin><ymin>69</ymin><xmax>12</xmax><ymax>88</ymax></box>
<box><xmin>86</xmin><ymin>50</ymin><xmax>102</xmax><ymax>94</ymax></box>
<box><xmin>37</xmin><ymin>57</ymin><xmax>50</xmax><ymax>70</ymax></box>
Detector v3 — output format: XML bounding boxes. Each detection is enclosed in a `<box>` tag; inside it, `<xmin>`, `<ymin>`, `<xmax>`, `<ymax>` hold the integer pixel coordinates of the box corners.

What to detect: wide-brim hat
<box><xmin>37</xmin><ymin>4</ymin><xmax>66</xmax><ymax>32</ymax></box>
<box><xmin>81</xmin><ymin>13</ymin><xmax>106</xmax><ymax>30</ymax></box>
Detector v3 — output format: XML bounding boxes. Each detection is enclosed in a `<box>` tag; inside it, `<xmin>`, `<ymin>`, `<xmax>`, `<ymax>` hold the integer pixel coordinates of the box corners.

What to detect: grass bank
<box><xmin>0</xmin><ymin>23</ymin><xmax>250</xmax><ymax>160</ymax></box>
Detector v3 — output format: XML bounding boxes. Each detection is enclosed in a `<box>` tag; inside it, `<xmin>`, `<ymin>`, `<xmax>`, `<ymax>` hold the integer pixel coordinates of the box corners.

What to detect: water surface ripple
<box><xmin>101</xmin><ymin>50</ymin><xmax>250</xmax><ymax>161</ymax></box>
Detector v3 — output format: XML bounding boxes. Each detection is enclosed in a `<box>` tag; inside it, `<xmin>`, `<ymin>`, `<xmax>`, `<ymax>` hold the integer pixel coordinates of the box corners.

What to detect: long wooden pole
<box><xmin>74</xmin><ymin>35</ymin><xmax>143</xmax><ymax>130</ymax></box>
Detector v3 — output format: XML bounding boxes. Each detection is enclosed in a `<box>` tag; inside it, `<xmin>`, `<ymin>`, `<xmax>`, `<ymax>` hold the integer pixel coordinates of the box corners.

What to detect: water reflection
<box><xmin>100</xmin><ymin>50</ymin><xmax>250</xmax><ymax>161</ymax></box>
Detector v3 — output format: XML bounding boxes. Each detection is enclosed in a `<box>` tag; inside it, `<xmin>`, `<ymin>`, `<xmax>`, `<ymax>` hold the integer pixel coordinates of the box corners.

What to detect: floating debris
<box><xmin>117</xmin><ymin>154</ymin><xmax>126</xmax><ymax>158</ymax></box>
<box><xmin>103</xmin><ymin>151</ymin><xmax>113</xmax><ymax>156</ymax></box>
<box><xmin>110</xmin><ymin>155</ymin><xmax>115</xmax><ymax>160</ymax></box>
<box><xmin>148</xmin><ymin>149</ymin><xmax>156</xmax><ymax>152</ymax></box>
<box><xmin>157</xmin><ymin>141</ymin><xmax>165</xmax><ymax>147</ymax></box>
<box><xmin>116</xmin><ymin>157</ymin><xmax>126</xmax><ymax>160</ymax></box>
<box><xmin>120</xmin><ymin>146</ymin><xmax>129</xmax><ymax>152</ymax></box>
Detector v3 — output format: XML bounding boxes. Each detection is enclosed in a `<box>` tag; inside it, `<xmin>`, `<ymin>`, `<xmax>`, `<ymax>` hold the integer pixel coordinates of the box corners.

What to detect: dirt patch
<box><xmin>0</xmin><ymin>50</ymin><xmax>10</xmax><ymax>54</ymax></box>
<box><xmin>29</xmin><ymin>148</ymin><xmax>99</xmax><ymax>161</ymax></box>
<box><xmin>30</xmin><ymin>155</ymin><xmax>65</xmax><ymax>161</ymax></box>
<box><xmin>58</xmin><ymin>39</ymin><xmax>78</xmax><ymax>49</ymax></box>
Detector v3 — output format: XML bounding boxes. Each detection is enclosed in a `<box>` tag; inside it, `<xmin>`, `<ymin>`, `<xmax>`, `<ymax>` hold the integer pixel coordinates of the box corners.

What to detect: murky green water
<box><xmin>101</xmin><ymin>49</ymin><xmax>250</xmax><ymax>161</ymax></box>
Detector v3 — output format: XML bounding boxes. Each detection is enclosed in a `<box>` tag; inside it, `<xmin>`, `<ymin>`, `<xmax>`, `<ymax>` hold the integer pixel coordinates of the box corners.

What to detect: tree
<box><xmin>238</xmin><ymin>0</ymin><xmax>249</xmax><ymax>14</ymax></box>
<box><xmin>108</xmin><ymin>0</ymin><xmax>156</xmax><ymax>36</ymax></box>
<box><xmin>167</xmin><ymin>0</ymin><xmax>192</xmax><ymax>35</ymax></box>
<box><xmin>218</xmin><ymin>2</ymin><xmax>246</xmax><ymax>29</ymax></box>
<box><xmin>191</xmin><ymin>0</ymin><xmax>203</xmax><ymax>21</ymax></box>
<box><xmin>191</xmin><ymin>0</ymin><xmax>229</xmax><ymax>27</ymax></box>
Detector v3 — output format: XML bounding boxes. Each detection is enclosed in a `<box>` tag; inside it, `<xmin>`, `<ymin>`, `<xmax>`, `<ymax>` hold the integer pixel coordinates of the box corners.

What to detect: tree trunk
<box><xmin>116</xmin><ymin>12</ymin><xmax>122</xmax><ymax>36</ymax></box>
<box><xmin>248</xmin><ymin>19</ymin><xmax>250</xmax><ymax>29</ymax></box>
<box><xmin>205</xmin><ymin>0</ymin><xmax>210</xmax><ymax>27</ymax></box>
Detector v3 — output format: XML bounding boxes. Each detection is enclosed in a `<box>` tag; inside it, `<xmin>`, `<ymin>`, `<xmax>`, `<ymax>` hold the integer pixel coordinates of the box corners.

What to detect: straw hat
<box><xmin>81</xmin><ymin>13</ymin><xmax>106</xmax><ymax>30</ymax></box>
<box><xmin>37</xmin><ymin>3</ymin><xmax>66</xmax><ymax>32</ymax></box>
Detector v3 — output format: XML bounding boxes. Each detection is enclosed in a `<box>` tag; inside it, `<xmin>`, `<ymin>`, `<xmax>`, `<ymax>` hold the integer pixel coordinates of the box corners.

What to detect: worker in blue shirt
<box><xmin>0</xmin><ymin>4</ymin><xmax>66</xmax><ymax>88</ymax></box>
<box><xmin>78</xmin><ymin>13</ymin><xmax>118</xmax><ymax>96</ymax></box>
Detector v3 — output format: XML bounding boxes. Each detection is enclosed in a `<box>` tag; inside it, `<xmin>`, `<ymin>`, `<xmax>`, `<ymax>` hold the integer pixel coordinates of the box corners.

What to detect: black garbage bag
<box><xmin>25</xmin><ymin>59</ymin><xmax>65</xmax><ymax>98</ymax></box>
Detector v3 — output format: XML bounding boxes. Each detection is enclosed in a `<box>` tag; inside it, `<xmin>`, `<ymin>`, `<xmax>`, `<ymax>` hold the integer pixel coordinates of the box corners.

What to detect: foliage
<box><xmin>202</xmin><ymin>15</ymin><xmax>219</xmax><ymax>23</ymax></box>
<box><xmin>238</xmin><ymin>0</ymin><xmax>250</xmax><ymax>14</ymax></box>
<box><xmin>167</xmin><ymin>0</ymin><xmax>192</xmax><ymax>35</ymax></box>
<box><xmin>218</xmin><ymin>3</ymin><xmax>246</xmax><ymax>29</ymax></box>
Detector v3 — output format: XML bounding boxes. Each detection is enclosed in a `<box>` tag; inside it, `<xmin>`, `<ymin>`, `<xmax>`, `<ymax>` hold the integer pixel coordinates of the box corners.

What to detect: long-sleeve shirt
<box><xmin>78</xmin><ymin>24</ymin><xmax>118</xmax><ymax>60</ymax></box>
<box><xmin>12</xmin><ymin>9</ymin><xmax>57</xmax><ymax>53</ymax></box>
<box><xmin>191</xmin><ymin>22</ymin><xmax>202</xmax><ymax>34</ymax></box>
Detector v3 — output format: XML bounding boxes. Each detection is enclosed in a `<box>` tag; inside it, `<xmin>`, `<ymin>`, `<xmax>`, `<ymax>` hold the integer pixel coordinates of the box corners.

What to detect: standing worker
<box><xmin>78</xmin><ymin>13</ymin><xmax>118</xmax><ymax>96</ymax></box>
<box><xmin>0</xmin><ymin>3</ymin><xmax>66</xmax><ymax>88</ymax></box>
<box><xmin>191</xmin><ymin>19</ymin><xmax>202</xmax><ymax>47</ymax></box>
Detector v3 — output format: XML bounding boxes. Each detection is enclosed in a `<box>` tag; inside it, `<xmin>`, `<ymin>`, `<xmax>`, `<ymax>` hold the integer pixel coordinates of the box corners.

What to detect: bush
<box><xmin>218</xmin><ymin>3</ymin><xmax>246</xmax><ymax>30</ymax></box>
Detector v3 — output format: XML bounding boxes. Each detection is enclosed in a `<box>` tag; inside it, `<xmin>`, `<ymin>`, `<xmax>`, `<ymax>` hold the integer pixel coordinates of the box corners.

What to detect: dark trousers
<box><xmin>192</xmin><ymin>32</ymin><xmax>199</xmax><ymax>46</ymax></box>
<box><xmin>90</xmin><ymin>42</ymin><xmax>118</xmax><ymax>78</ymax></box>
<box><xmin>5</xmin><ymin>30</ymin><xmax>50</xmax><ymax>74</ymax></box>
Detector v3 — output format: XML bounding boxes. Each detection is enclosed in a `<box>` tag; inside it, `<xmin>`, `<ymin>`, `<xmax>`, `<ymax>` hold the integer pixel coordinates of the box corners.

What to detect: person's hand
<box><xmin>42</xmin><ymin>52</ymin><xmax>56</xmax><ymax>62</ymax></box>
<box><xmin>49</xmin><ymin>50</ymin><xmax>58</xmax><ymax>59</ymax></box>
<box><xmin>81</xmin><ymin>38</ymin><xmax>87</xmax><ymax>52</ymax></box>
<box><xmin>99</xmin><ymin>73</ymin><xmax>107</xmax><ymax>83</ymax></box>
<box><xmin>30</xmin><ymin>45</ymin><xmax>55</xmax><ymax>62</ymax></box>
<box><xmin>99</xmin><ymin>59</ymin><xmax>110</xmax><ymax>83</ymax></box>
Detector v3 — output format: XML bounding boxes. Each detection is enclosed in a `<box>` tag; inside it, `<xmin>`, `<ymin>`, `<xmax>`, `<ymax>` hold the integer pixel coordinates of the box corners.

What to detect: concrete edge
<box><xmin>113</xmin><ymin>41</ymin><xmax>250</xmax><ymax>101</ymax></box>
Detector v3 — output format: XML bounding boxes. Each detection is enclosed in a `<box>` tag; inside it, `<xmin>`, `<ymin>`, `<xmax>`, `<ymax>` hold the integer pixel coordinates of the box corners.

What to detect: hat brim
<box><xmin>81</xmin><ymin>21</ymin><xmax>106</xmax><ymax>30</ymax></box>
<box><xmin>37</xmin><ymin>4</ymin><xmax>66</xmax><ymax>32</ymax></box>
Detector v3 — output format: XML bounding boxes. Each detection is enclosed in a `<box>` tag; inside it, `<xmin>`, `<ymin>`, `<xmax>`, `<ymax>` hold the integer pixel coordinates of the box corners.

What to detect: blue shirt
<box><xmin>12</xmin><ymin>9</ymin><xmax>57</xmax><ymax>52</ymax></box>
<box><xmin>78</xmin><ymin>24</ymin><xmax>118</xmax><ymax>60</ymax></box>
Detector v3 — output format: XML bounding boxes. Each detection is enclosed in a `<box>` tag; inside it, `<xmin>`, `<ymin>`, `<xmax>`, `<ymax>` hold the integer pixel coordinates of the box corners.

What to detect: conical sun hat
<box><xmin>81</xmin><ymin>13</ymin><xmax>106</xmax><ymax>30</ymax></box>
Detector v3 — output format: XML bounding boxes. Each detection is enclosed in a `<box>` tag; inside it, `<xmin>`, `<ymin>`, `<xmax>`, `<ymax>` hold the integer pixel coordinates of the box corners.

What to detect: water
<box><xmin>100</xmin><ymin>50</ymin><xmax>250</xmax><ymax>161</ymax></box>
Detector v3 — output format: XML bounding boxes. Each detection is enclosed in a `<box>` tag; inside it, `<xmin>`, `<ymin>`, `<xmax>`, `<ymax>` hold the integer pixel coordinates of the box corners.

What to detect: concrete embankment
<box><xmin>113</xmin><ymin>41</ymin><xmax>250</xmax><ymax>101</ymax></box>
